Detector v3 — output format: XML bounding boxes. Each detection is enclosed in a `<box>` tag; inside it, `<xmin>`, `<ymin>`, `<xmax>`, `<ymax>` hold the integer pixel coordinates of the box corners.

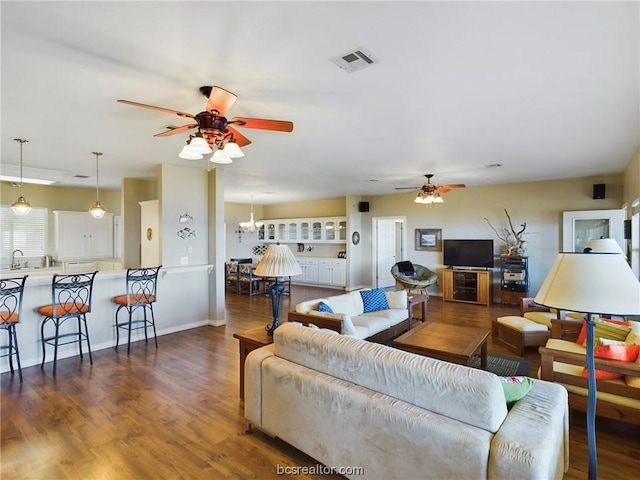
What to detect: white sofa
<box><xmin>245</xmin><ymin>323</ymin><xmax>569</xmax><ymax>480</ymax></box>
<box><xmin>287</xmin><ymin>289</ymin><xmax>410</xmax><ymax>343</ymax></box>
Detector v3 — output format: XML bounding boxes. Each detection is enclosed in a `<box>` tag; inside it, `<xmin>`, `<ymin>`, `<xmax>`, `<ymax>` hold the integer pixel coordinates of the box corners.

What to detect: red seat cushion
<box><xmin>581</xmin><ymin>344</ymin><xmax>640</xmax><ymax>380</ymax></box>
<box><xmin>0</xmin><ymin>311</ymin><xmax>19</xmax><ymax>324</ymax></box>
<box><xmin>37</xmin><ymin>303</ymin><xmax>89</xmax><ymax>317</ymax></box>
<box><xmin>113</xmin><ymin>294</ymin><xmax>155</xmax><ymax>306</ymax></box>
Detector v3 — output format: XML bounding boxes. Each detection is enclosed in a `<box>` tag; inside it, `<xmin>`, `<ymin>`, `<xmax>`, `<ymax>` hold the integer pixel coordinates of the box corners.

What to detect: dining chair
<box><xmin>37</xmin><ymin>272</ymin><xmax>98</xmax><ymax>375</ymax></box>
<box><xmin>113</xmin><ymin>266</ymin><xmax>161</xmax><ymax>354</ymax></box>
<box><xmin>225</xmin><ymin>261</ymin><xmax>239</xmax><ymax>293</ymax></box>
<box><xmin>1</xmin><ymin>276</ymin><xmax>28</xmax><ymax>382</ymax></box>
<box><xmin>238</xmin><ymin>264</ymin><xmax>264</xmax><ymax>296</ymax></box>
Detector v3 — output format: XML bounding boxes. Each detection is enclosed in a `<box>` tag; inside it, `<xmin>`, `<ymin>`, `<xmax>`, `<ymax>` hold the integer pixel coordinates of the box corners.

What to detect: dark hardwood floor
<box><xmin>2</xmin><ymin>285</ymin><xmax>639</xmax><ymax>479</ymax></box>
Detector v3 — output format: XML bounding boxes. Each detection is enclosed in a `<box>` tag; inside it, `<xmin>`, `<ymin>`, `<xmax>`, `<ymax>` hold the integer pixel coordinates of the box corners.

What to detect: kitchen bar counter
<box><xmin>1</xmin><ymin>264</ymin><xmax>214</xmax><ymax>374</ymax></box>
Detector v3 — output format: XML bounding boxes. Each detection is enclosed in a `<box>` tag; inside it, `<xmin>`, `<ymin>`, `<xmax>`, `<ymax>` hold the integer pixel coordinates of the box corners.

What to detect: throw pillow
<box><xmin>396</xmin><ymin>260</ymin><xmax>415</xmax><ymax>275</ymax></box>
<box><xmin>385</xmin><ymin>290</ymin><xmax>408</xmax><ymax>309</ymax></box>
<box><xmin>576</xmin><ymin>317</ymin><xmax>631</xmax><ymax>347</ymax></box>
<box><xmin>499</xmin><ymin>376</ymin><xmax>534</xmax><ymax>408</ymax></box>
<box><xmin>580</xmin><ymin>344</ymin><xmax>640</xmax><ymax>380</ymax></box>
<box><xmin>360</xmin><ymin>288</ymin><xmax>390</xmax><ymax>313</ymax></box>
<box><xmin>317</xmin><ymin>301</ymin><xmax>334</xmax><ymax>313</ymax></box>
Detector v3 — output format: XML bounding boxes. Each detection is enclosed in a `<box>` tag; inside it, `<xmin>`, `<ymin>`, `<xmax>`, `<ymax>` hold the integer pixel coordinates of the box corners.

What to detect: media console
<box><xmin>442</xmin><ymin>268</ymin><xmax>491</xmax><ymax>306</ymax></box>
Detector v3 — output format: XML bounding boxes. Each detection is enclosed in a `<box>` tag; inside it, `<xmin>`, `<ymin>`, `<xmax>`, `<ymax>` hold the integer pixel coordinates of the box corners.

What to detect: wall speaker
<box><xmin>358</xmin><ymin>201</ymin><xmax>370</xmax><ymax>213</ymax></box>
<box><xmin>624</xmin><ymin>219</ymin><xmax>632</xmax><ymax>239</ymax></box>
<box><xmin>593</xmin><ymin>183</ymin><xmax>606</xmax><ymax>199</ymax></box>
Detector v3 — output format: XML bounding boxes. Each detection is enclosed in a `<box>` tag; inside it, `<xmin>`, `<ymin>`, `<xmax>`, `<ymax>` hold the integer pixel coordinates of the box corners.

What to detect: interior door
<box><xmin>374</xmin><ymin>217</ymin><xmax>405</xmax><ymax>288</ymax></box>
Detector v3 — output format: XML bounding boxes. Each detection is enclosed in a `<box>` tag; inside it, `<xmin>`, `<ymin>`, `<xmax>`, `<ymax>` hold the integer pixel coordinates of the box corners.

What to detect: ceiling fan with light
<box><xmin>118</xmin><ymin>85</ymin><xmax>294</xmax><ymax>163</ymax></box>
<box><xmin>395</xmin><ymin>174</ymin><xmax>466</xmax><ymax>204</ymax></box>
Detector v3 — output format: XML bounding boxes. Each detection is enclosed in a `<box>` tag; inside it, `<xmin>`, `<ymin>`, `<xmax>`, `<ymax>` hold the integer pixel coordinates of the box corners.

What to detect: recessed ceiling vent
<box><xmin>330</xmin><ymin>47</ymin><xmax>379</xmax><ymax>73</ymax></box>
<box><xmin>74</xmin><ymin>174</ymin><xmax>90</xmax><ymax>179</ymax></box>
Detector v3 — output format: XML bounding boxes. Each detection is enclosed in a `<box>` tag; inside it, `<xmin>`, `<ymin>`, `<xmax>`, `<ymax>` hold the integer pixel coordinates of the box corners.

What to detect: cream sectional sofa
<box><xmin>287</xmin><ymin>289</ymin><xmax>410</xmax><ymax>343</ymax></box>
<box><xmin>245</xmin><ymin>323</ymin><xmax>569</xmax><ymax>480</ymax></box>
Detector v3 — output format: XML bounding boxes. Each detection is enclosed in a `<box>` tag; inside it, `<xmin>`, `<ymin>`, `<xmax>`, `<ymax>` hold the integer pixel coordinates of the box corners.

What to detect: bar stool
<box><xmin>113</xmin><ymin>266</ymin><xmax>161</xmax><ymax>354</ymax></box>
<box><xmin>1</xmin><ymin>276</ymin><xmax>28</xmax><ymax>382</ymax></box>
<box><xmin>37</xmin><ymin>272</ymin><xmax>97</xmax><ymax>375</ymax></box>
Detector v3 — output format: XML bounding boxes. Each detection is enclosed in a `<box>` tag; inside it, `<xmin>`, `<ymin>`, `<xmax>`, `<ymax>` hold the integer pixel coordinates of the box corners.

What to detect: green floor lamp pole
<box><xmin>534</xmin><ymin>239</ymin><xmax>640</xmax><ymax>480</ymax></box>
<box><xmin>254</xmin><ymin>243</ymin><xmax>301</xmax><ymax>336</ymax></box>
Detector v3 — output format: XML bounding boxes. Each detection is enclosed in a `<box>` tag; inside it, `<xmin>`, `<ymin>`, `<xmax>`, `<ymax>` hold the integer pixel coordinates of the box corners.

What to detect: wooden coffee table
<box><xmin>393</xmin><ymin>321</ymin><xmax>490</xmax><ymax>368</ymax></box>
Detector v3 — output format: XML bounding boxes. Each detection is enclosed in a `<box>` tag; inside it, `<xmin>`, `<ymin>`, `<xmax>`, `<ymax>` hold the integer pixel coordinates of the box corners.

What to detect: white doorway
<box><xmin>372</xmin><ymin>216</ymin><xmax>406</xmax><ymax>288</ymax></box>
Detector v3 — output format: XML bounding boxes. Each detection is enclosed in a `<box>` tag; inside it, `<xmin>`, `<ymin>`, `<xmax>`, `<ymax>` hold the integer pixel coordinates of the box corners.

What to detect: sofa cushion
<box><xmin>499</xmin><ymin>376</ymin><xmax>535</xmax><ymax>408</ymax></box>
<box><xmin>360</xmin><ymin>288</ymin><xmax>390</xmax><ymax>313</ymax></box>
<box><xmin>576</xmin><ymin>317</ymin><xmax>631</xmax><ymax>347</ymax></box>
<box><xmin>385</xmin><ymin>289</ymin><xmax>407</xmax><ymax>309</ymax></box>
<box><xmin>295</xmin><ymin>298</ymin><xmax>327</xmax><ymax>314</ymax></box>
<box><xmin>351</xmin><ymin>315</ymin><xmax>392</xmax><ymax>337</ymax></box>
<box><xmin>579</xmin><ymin>344</ymin><xmax>640</xmax><ymax>380</ymax></box>
<box><xmin>307</xmin><ymin>310</ymin><xmax>357</xmax><ymax>336</ymax></box>
<box><xmin>358</xmin><ymin>308</ymin><xmax>408</xmax><ymax>326</ymax></box>
<box><xmin>317</xmin><ymin>301</ymin><xmax>333</xmax><ymax>313</ymax></box>
<box><xmin>273</xmin><ymin>323</ymin><xmax>508</xmax><ymax>433</ymax></box>
<box><xmin>323</xmin><ymin>292</ymin><xmax>364</xmax><ymax>317</ymax></box>
<box><xmin>523</xmin><ymin>311</ymin><xmax>555</xmax><ymax>328</ymax></box>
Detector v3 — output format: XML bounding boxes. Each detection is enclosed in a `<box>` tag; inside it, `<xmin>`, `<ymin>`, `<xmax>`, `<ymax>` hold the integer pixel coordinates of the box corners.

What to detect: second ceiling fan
<box><xmin>118</xmin><ymin>85</ymin><xmax>294</xmax><ymax>161</ymax></box>
<box><xmin>395</xmin><ymin>174</ymin><xmax>466</xmax><ymax>204</ymax></box>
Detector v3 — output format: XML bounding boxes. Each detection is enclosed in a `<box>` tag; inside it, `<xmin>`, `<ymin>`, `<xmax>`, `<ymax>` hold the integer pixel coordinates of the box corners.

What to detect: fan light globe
<box><xmin>179</xmin><ymin>145</ymin><xmax>204</xmax><ymax>160</ymax></box>
<box><xmin>187</xmin><ymin>135</ymin><xmax>213</xmax><ymax>154</ymax></box>
<box><xmin>223</xmin><ymin>142</ymin><xmax>244</xmax><ymax>158</ymax></box>
<box><xmin>211</xmin><ymin>150</ymin><xmax>232</xmax><ymax>164</ymax></box>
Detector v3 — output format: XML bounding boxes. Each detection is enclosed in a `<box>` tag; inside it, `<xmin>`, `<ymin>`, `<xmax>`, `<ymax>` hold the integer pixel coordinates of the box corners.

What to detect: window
<box><xmin>1</xmin><ymin>206</ymin><xmax>48</xmax><ymax>258</ymax></box>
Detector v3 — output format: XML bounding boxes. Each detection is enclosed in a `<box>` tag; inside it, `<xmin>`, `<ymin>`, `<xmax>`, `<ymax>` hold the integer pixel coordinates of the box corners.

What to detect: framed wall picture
<box><xmin>415</xmin><ymin>228</ymin><xmax>442</xmax><ymax>251</ymax></box>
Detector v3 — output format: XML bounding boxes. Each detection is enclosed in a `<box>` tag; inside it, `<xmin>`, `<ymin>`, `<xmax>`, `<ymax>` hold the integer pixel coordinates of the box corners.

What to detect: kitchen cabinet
<box><xmin>294</xmin><ymin>257</ymin><xmax>346</xmax><ymax>287</ymax></box>
<box><xmin>54</xmin><ymin>211</ymin><xmax>114</xmax><ymax>260</ymax></box>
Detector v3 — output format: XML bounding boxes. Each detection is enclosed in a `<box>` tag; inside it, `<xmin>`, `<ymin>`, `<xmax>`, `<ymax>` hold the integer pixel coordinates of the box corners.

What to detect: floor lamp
<box><xmin>254</xmin><ymin>244</ymin><xmax>301</xmax><ymax>335</ymax></box>
<box><xmin>534</xmin><ymin>239</ymin><xmax>640</xmax><ymax>480</ymax></box>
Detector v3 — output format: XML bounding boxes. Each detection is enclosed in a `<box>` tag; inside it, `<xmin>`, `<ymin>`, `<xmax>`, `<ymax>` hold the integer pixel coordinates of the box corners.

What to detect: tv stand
<box><xmin>442</xmin><ymin>268</ymin><xmax>491</xmax><ymax>306</ymax></box>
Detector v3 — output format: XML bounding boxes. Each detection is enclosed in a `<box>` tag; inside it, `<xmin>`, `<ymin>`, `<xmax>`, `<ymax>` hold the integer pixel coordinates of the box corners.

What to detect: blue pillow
<box><xmin>317</xmin><ymin>301</ymin><xmax>334</xmax><ymax>313</ymax></box>
<box><xmin>360</xmin><ymin>288</ymin><xmax>390</xmax><ymax>313</ymax></box>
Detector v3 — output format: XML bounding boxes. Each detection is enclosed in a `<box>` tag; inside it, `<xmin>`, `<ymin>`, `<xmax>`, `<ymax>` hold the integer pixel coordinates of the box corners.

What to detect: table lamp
<box><xmin>534</xmin><ymin>238</ymin><xmax>640</xmax><ymax>480</ymax></box>
<box><xmin>254</xmin><ymin>244</ymin><xmax>301</xmax><ymax>335</ymax></box>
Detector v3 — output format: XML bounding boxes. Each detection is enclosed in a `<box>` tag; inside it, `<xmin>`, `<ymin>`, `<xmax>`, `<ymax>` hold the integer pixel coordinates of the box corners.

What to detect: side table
<box><xmin>407</xmin><ymin>293</ymin><xmax>428</xmax><ymax>328</ymax></box>
<box><xmin>233</xmin><ymin>326</ymin><xmax>274</xmax><ymax>401</ymax></box>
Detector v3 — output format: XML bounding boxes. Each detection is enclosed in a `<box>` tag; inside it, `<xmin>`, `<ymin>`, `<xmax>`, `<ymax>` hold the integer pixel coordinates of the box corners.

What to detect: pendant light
<box><xmin>11</xmin><ymin>138</ymin><xmax>32</xmax><ymax>215</ymax></box>
<box><xmin>89</xmin><ymin>151</ymin><xmax>106</xmax><ymax>219</ymax></box>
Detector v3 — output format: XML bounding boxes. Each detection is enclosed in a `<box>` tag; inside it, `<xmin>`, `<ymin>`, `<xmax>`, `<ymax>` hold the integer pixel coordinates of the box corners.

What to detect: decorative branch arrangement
<box><xmin>484</xmin><ymin>209</ymin><xmax>527</xmax><ymax>256</ymax></box>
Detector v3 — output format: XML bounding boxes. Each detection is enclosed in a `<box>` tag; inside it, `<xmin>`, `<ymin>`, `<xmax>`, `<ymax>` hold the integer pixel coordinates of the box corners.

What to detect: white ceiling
<box><xmin>2</xmin><ymin>1</ymin><xmax>638</xmax><ymax>204</ymax></box>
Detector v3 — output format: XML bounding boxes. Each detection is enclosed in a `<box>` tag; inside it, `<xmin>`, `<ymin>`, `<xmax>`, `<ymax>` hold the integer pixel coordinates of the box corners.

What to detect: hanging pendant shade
<box><xmin>11</xmin><ymin>138</ymin><xmax>32</xmax><ymax>215</ymax></box>
<box><xmin>89</xmin><ymin>152</ymin><xmax>107</xmax><ymax>219</ymax></box>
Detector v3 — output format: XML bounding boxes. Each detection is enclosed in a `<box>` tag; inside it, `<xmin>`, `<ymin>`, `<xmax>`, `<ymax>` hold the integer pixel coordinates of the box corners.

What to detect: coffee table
<box><xmin>393</xmin><ymin>321</ymin><xmax>490</xmax><ymax>369</ymax></box>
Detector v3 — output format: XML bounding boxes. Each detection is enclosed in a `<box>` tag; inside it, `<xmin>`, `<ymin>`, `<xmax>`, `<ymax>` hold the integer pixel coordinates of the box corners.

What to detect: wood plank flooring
<box><xmin>2</xmin><ymin>285</ymin><xmax>639</xmax><ymax>479</ymax></box>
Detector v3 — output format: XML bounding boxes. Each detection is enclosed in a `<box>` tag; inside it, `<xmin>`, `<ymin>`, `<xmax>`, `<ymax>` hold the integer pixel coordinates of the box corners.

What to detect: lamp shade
<box><xmin>585</xmin><ymin>238</ymin><xmax>623</xmax><ymax>254</ymax></box>
<box><xmin>255</xmin><ymin>244</ymin><xmax>302</xmax><ymax>277</ymax></box>
<box><xmin>534</xmin><ymin>252</ymin><xmax>640</xmax><ymax>315</ymax></box>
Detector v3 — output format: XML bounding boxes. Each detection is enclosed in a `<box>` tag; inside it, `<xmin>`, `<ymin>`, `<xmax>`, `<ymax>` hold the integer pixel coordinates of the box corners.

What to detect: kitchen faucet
<box><xmin>11</xmin><ymin>249</ymin><xmax>24</xmax><ymax>270</ymax></box>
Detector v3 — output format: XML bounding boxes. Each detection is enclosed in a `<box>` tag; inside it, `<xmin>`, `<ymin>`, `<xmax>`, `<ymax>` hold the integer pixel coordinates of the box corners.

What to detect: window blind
<box><xmin>1</xmin><ymin>206</ymin><xmax>48</xmax><ymax>258</ymax></box>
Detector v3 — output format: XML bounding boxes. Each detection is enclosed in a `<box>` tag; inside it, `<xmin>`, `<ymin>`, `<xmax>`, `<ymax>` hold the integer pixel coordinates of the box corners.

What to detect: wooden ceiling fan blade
<box><xmin>117</xmin><ymin>99</ymin><xmax>194</xmax><ymax>118</ymax></box>
<box><xmin>232</xmin><ymin>117</ymin><xmax>294</xmax><ymax>132</ymax></box>
<box><xmin>226</xmin><ymin>127</ymin><xmax>252</xmax><ymax>147</ymax></box>
<box><xmin>153</xmin><ymin>124</ymin><xmax>198</xmax><ymax>137</ymax></box>
<box><xmin>395</xmin><ymin>186</ymin><xmax>420</xmax><ymax>190</ymax></box>
<box><xmin>440</xmin><ymin>184</ymin><xmax>466</xmax><ymax>189</ymax></box>
<box><xmin>206</xmin><ymin>86</ymin><xmax>237</xmax><ymax>116</ymax></box>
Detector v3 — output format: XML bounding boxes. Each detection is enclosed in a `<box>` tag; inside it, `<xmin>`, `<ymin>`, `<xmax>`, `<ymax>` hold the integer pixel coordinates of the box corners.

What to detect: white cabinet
<box><xmin>54</xmin><ymin>211</ymin><xmax>114</xmax><ymax>260</ymax></box>
<box><xmin>293</xmin><ymin>257</ymin><xmax>345</xmax><ymax>287</ymax></box>
<box><xmin>261</xmin><ymin>217</ymin><xmax>347</xmax><ymax>244</ymax></box>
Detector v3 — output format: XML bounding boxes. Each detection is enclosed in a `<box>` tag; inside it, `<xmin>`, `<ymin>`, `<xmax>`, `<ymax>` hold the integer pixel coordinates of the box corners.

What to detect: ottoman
<box><xmin>492</xmin><ymin>316</ymin><xmax>550</xmax><ymax>356</ymax></box>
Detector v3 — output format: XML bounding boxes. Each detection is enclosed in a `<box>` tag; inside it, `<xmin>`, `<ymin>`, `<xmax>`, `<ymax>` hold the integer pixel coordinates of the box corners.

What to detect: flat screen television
<box><xmin>443</xmin><ymin>239</ymin><xmax>494</xmax><ymax>268</ymax></box>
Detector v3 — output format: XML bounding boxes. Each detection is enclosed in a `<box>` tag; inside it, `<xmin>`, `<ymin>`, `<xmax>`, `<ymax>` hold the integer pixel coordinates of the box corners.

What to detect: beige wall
<box><xmin>121</xmin><ymin>177</ymin><xmax>157</xmax><ymax>268</ymax></box>
<box><xmin>360</xmin><ymin>173</ymin><xmax>624</xmax><ymax>298</ymax></box>
<box><xmin>264</xmin><ymin>198</ymin><xmax>345</xmax><ymax>218</ymax></box>
<box><xmin>623</xmin><ymin>147</ymin><xmax>640</xmax><ymax>209</ymax></box>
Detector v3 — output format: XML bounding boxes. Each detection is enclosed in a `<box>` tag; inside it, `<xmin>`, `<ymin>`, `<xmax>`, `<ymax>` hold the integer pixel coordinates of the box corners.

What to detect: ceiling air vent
<box><xmin>74</xmin><ymin>174</ymin><xmax>90</xmax><ymax>179</ymax></box>
<box><xmin>330</xmin><ymin>47</ymin><xmax>379</xmax><ymax>73</ymax></box>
